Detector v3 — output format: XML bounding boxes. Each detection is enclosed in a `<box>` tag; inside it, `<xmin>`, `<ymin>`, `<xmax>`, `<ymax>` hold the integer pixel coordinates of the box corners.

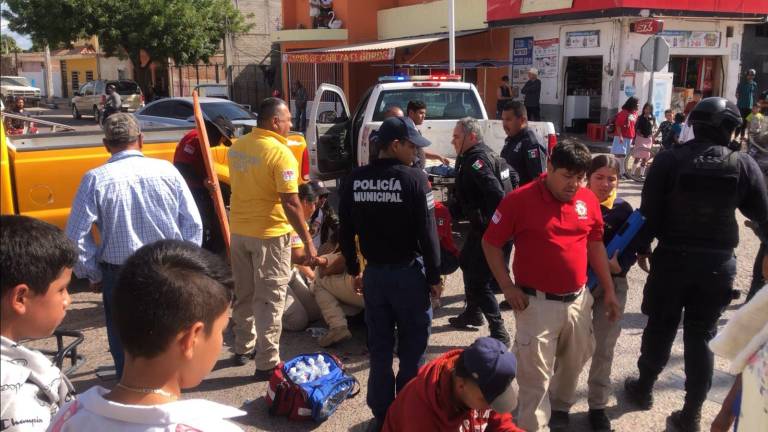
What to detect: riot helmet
<box><xmin>687</xmin><ymin>97</ymin><xmax>742</xmax><ymax>145</ymax></box>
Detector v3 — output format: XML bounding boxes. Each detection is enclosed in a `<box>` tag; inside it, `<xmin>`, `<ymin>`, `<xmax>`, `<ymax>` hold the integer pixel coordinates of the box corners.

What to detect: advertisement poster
<box><xmin>533</xmin><ymin>38</ymin><xmax>559</xmax><ymax>78</ymax></box>
<box><xmin>512</xmin><ymin>37</ymin><xmax>534</xmax><ymax>86</ymax></box>
<box><xmin>659</xmin><ymin>31</ymin><xmax>720</xmax><ymax>48</ymax></box>
<box><xmin>652</xmin><ymin>80</ymin><xmax>669</xmax><ymax>121</ymax></box>
<box><xmin>565</xmin><ymin>30</ymin><xmax>600</xmax><ymax>48</ymax></box>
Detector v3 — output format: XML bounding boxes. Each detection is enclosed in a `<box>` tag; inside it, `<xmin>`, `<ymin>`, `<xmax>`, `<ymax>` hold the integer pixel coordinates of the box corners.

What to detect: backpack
<box><xmin>266</xmin><ymin>352</ymin><xmax>360</xmax><ymax>422</ymax></box>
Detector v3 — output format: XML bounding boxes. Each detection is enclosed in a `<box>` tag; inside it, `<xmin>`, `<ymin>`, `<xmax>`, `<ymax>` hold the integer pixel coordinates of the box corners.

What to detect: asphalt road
<box><xmin>25</xmin><ymin>179</ymin><xmax>763</xmax><ymax>432</ymax></box>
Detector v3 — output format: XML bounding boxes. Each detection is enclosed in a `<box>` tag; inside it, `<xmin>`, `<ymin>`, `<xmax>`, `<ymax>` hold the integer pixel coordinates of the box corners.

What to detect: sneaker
<box><xmin>448</xmin><ymin>312</ymin><xmax>484</xmax><ymax>329</ymax></box>
<box><xmin>549</xmin><ymin>410</ymin><xmax>570</xmax><ymax>431</ymax></box>
<box><xmin>668</xmin><ymin>409</ymin><xmax>701</xmax><ymax>432</ymax></box>
<box><xmin>252</xmin><ymin>367</ymin><xmax>273</xmax><ymax>382</ymax></box>
<box><xmin>318</xmin><ymin>326</ymin><xmax>352</xmax><ymax>347</ymax></box>
<box><xmin>232</xmin><ymin>351</ymin><xmax>253</xmax><ymax>367</ymax></box>
<box><xmin>588</xmin><ymin>409</ymin><xmax>612</xmax><ymax>431</ymax></box>
<box><xmin>624</xmin><ymin>377</ymin><xmax>654</xmax><ymax>410</ymax></box>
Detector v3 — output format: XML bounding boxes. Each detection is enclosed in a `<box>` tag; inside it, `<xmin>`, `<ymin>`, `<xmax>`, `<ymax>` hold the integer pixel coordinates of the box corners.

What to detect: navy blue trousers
<box><xmin>101</xmin><ymin>264</ymin><xmax>125</xmax><ymax>378</ymax></box>
<box><xmin>362</xmin><ymin>261</ymin><xmax>432</xmax><ymax>420</ymax></box>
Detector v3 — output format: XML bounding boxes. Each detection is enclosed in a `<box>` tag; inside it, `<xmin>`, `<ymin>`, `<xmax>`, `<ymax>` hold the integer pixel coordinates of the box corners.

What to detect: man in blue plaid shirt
<box><xmin>66</xmin><ymin>113</ymin><xmax>202</xmax><ymax>377</ymax></box>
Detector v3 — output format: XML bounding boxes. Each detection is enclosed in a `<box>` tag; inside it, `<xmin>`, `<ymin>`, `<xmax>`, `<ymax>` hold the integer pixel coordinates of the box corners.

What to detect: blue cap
<box><xmin>462</xmin><ymin>337</ymin><xmax>518</xmax><ymax>413</ymax></box>
<box><xmin>375</xmin><ymin>116</ymin><xmax>431</xmax><ymax>148</ymax></box>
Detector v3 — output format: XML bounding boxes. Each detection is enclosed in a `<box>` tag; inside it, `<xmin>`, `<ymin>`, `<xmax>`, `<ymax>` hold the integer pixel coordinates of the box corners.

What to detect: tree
<box><xmin>1</xmin><ymin>34</ymin><xmax>22</xmax><ymax>54</ymax></box>
<box><xmin>2</xmin><ymin>0</ymin><xmax>250</xmax><ymax>67</ymax></box>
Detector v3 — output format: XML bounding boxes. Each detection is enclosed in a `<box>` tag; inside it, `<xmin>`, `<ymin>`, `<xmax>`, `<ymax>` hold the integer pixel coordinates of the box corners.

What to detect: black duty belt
<box><xmin>520</xmin><ymin>286</ymin><xmax>580</xmax><ymax>303</ymax></box>
<box><xmin>658</xmin><ymin>243</ymin><xmax>734</xmax><ymax>256</ymax></box>
<box><xmin>99</xmin><ymin>262</ymin><xmax>122</xmax><ymax>271</ymax></box>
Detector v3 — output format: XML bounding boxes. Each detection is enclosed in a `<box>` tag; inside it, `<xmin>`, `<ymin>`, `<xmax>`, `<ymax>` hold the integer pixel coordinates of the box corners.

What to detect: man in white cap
<box><xmin>521</xmin><ymin>68</ymin><xmax>542</xmax><ymax>121</ymax></box>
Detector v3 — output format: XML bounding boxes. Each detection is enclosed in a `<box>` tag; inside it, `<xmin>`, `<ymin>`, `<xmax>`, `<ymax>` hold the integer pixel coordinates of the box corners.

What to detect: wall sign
<box><xmin>533</xmin><ymin>38</ymin><xmax>559</xmax><ymax>78</ymax></box>
<box><xmin>565</xmin><ymin>31</ymin><xmax>600</xmax><ymax>48</ymax></box>
<box><xmin>659</xmin><ymin>31</ymin><xmax>721</xmax><ymax>48</ymax></box>
<box><xmin>283</xmin><ymin>49</ymin><xmax>395</xmax><ymax>64</ymax></box>
<box><xmin>512</xmin><ymin>37</ymin><xmax>534</xmax><ymax>86</ymax></box>
<box><xmin>631</xmin><ymin>19</ymin><xmax>664</xmax><ymax>35</ymax></box>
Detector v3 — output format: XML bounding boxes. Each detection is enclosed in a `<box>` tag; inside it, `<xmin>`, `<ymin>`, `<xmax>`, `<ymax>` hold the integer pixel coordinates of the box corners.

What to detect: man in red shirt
<box><xmin>482</xmin><ymin>142</ymin><xmax>620</xmax><ymax>431</ymax></box>
<box><xmin>173</xmin><ymin>117</ymin><xmax>236</xmax><ymax>254</ymax></box>
<box><xmin>382</xmin><ymin>337</ymin><xmax>523</xmax><ymax>432</ymax></box>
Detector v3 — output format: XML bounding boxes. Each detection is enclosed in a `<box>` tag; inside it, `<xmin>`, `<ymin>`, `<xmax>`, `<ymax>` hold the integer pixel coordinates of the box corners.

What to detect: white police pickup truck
<box><xmin>305</xmin><ymin>75</ymin><xmax>556</xmax><ymax>180</ymax></box>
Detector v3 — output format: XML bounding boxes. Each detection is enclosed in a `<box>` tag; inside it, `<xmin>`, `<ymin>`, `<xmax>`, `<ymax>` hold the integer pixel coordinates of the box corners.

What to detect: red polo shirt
<box><xmin>483</xmin><ymin>174</ymin><xmax>603</xmax><ymax>295</ymax></box>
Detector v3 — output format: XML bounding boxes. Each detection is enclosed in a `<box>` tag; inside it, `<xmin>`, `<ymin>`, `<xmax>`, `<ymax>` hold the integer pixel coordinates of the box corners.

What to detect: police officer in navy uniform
<box><xmin>625</xmin><ymin>97</ymin><xmax>768</xmax><ymax>432</ymax></box>
<box><xmin>339</xmin><ymin>116</ymin><xmax>442</xmax><ymax>431</ymax></box>
<box><xmin>500</xmin><ymin>101</ymin><xmax>547</xmax><ymax>186</ymax></box>
<box><xmin>447</xmin><ymin>117</ymin><xmax>516</xmax><ymax>345</ymax></box>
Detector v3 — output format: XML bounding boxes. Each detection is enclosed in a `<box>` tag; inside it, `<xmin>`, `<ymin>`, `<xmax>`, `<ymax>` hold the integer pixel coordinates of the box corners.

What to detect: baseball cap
<box><xmin>376</xmin><ymin>116</ymin><xmax>431</xmax><ymax>148</ymax></box>
<box><xmin>309</xmin><ymin>180</ymin><xmax>331</xmax><ymax>197</ymax></box>
<box><xmin>104</xmin><ymin>113</ymin><xmax>141</xmax><ymax>145</ymax></box>
<box><xmin>462</xmin><ymin>337</ymin><xmax>518</xmax><ymax>413</ymax></box>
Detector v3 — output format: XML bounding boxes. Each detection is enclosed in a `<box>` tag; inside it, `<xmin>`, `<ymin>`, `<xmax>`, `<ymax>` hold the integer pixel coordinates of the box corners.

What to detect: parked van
<box><xmin>71</xmin><ymin>79</ymin><xmax>144</xmax><ymax>122</ymax></box>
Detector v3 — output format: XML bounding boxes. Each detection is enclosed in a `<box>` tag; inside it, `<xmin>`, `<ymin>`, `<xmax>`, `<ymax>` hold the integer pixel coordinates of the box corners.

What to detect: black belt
<box><xmin>100</xmin><ymin>262</ymin><xmax>122</xmax><ymax>271</ymax></box>
<box><xmin>520</xmin><ymin>286</ymin><xmax>580</xmax><ymax>303</ymax></box>
<box><xmin>366</xmin><ymin>259</ymin><xmax>416</xmax><ymax>270</ymax></box>
<box><xmin>658</xmin><ymin>243</ymin><xmax>734</xmax><ymax>256</ymax></box>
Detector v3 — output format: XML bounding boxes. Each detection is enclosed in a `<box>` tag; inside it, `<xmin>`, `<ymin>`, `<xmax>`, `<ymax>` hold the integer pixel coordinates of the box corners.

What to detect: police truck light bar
<box><xmin>378</xmin><ymin>74</ymin><xmax>462</xmax><ymax>83</ymax></box>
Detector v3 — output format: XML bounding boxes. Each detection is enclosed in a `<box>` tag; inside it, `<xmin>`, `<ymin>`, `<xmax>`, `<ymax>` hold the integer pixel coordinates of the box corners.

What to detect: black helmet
<box><xmin>687</xmin><ymin>97</ymin><xmax>742</xmax><ymax>133</ymax></box>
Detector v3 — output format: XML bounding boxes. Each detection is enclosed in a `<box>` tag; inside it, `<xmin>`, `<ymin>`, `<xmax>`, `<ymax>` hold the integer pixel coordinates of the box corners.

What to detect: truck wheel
<box><xmin>72</xmin><ymin>105</ymin><xmax>81</xmax><ymax>119</ymax></box>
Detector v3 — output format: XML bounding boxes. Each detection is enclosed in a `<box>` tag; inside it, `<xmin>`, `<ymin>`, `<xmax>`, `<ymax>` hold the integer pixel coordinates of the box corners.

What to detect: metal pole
<box><xmin>647</xmin><ymin>37</ymin><xmax>655</xmax><ymax>106</ymax></box>
<box><xmin>448</xmin><ymin>0</ymin><xmax>455</xmax><ymax>75</ymax></box>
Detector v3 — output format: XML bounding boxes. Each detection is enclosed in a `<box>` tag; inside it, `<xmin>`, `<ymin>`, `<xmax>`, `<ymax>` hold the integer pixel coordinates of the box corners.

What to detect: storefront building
<box><xmin>487</xmin><ymin>0</ymin><xmax>768</xmax><ymax>132</ymax></box>
<box><xmin>274</xmin><ymin>0</ymin><xmax>510</xmax><ymax>116</ymax></box>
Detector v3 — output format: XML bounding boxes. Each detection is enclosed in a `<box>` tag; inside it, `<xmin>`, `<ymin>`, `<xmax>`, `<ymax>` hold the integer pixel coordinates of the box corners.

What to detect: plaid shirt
<box><xmin>66</xmin><ymin>150</ymin><xmax>203</xmax><ymax>282</ymax></box>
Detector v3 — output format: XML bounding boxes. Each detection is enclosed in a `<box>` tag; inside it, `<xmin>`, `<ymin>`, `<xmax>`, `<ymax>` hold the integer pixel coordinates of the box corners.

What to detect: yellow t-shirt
<box><xmin>229</xmin><ymin>128</ymin><xmax>299</xmax><ymax>238</ymax></box>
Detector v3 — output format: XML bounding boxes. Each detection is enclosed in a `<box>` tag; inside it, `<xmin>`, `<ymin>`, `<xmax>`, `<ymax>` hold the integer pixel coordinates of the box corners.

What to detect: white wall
<box><xmin>98</xmin><ymin>56</ymin><xmax>133</xmax><ymax>81</ymax></box>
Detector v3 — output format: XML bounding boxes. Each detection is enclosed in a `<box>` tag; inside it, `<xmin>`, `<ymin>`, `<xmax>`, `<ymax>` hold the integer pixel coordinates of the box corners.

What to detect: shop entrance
<box><xmin>563</xmin><ymin>56</ymin><xmax>602</xmax><ymax>133</ymax></box>
<box><xmin>668</xmin><ymin>56</ymin><xmax>723</xmax><ymax>113</ymax></box>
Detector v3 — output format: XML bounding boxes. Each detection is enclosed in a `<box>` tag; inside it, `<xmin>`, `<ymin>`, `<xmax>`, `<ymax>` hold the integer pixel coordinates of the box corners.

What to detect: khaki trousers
<box><xmin>283</xmin><ymin>270</ymin><xmax>322</xmax><ymax>331</ymax></box>
<box><xmin>314</xmin><ymin>273</ymin><xmax>365</xmax><ymax>329</ymax></box>
<box><xmin>513</xmin><ymin>289</ymin><xmax>595</xmax><ymax>432</ymax></box>
<box><xmin>231</xmin><ymin>233</ymin><xmax>292</xmax><ymax>370</ymax></box>
<box><xmin>587</xmin><ymin>277</ymin><xmax>629</xmax><ymax>409</ymax></box>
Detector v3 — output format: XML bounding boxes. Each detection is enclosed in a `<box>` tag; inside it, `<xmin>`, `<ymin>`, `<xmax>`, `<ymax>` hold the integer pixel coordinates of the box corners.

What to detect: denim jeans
<box><xmin>100</xmin><ymin>263</ymin><xmax>125</xmax><ymax>378</ymax></box>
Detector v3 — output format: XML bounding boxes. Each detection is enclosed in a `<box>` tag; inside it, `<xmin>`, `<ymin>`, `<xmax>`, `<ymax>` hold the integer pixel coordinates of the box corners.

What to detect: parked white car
<box><xmin>1</xmin><ymin>76</ymin><xmax>42</xmax><ymax>103</ymax></box>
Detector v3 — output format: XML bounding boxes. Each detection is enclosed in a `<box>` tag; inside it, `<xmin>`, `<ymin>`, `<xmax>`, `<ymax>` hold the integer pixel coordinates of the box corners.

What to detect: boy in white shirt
<box><xmin>1</xmin><ymin>215</ymin><xmax>77</xmax><ymax>431</ymax></box>
<box><xmin>49</xmin><ymin>240</ymin><xmax>245</xmax><ymax>431</ymax></box>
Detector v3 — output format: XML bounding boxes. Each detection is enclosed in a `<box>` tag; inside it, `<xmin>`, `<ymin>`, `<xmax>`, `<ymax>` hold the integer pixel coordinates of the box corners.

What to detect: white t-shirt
<box><xmin>0</xmin><ymin>336</ymin><xmax>75</xmax><ymax>431</ymax></box>
<box><xmin>49</xmin><ymin>386</ymin><xmax>246</xmax><ymax>432</ymax></box>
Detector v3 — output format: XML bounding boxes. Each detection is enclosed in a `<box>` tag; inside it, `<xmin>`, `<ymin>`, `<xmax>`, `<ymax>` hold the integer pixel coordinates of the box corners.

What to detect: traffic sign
<box><xmin>640</xmin><ymin>36</ymin><xmax>670</xmax><ymax>72</ymax></box>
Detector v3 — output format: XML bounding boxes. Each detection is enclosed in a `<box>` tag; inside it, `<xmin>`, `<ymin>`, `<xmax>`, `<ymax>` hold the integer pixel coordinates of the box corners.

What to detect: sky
<box><xmin>1</xmin><ymin>12</ymin><xmax>33</xmax><ymax>50</ymax></box>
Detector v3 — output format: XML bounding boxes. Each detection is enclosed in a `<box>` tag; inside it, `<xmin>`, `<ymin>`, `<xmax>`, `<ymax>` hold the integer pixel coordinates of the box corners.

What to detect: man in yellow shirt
<box><xmin>229</xmin><ymin>98</ymin><xmax>317</xmax><ymax>380</ymax></box>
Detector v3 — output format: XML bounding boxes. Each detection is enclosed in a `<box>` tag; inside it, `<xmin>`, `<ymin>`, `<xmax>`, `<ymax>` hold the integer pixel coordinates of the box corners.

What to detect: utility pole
<box><xmin>448</xmin><ymin>0</ymin><xmax>455</xmax><ymax>75</ymax></box>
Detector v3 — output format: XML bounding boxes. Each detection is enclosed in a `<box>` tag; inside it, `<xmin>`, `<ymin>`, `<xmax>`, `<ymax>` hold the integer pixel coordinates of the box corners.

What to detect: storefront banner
<box><xmin>533</xmin><ymin>38</ymin><xmax>559</xmax><ymax>78</ymax></box>
<box><xmin>565</xmin><ymin>30</ymin><xmax>600</xmax><ymax>48</ymax></box>
<box><xmin>283</xmin><ymin>49</ymin><xmax>395</xmax><ymax>64</ymax></box>
<box><xmin>659</xmin><ymin>31</ymin><xmax>720</xmax><ymax>48</ymax></box>
<box><xmin>520</xmin><ymin>0</ymin><xmax>574</xmax><ymax>13</ymax></box>
<box><xmin>512</xmin><ymin>37</ymin><xmax>535</xmax><ymax>86</ymax></box>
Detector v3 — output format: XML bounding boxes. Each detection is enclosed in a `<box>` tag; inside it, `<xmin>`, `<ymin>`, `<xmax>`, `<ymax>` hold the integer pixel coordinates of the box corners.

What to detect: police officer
<box><xmin>338</xmin><ymin>116</ymin><xmax>441</xmax><ymax>431</ymax></box>
<box><xmin>500</xmin><ymin>101</ymin><xmax>547</xmax><ymax>186</ymax></box>
<box><xmin>625</xmin><ymin>98</ymin><xmax>768</xmax><ymax>432</ymax></box>
<box><xmin>447</xmin><ymin>117</ymin><xmax>515</xmax><ymax>345</ymax></box>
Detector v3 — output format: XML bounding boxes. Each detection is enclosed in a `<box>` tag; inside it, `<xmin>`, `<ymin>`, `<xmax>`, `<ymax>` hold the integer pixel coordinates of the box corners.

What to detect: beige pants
<box><xmin>313</xmin><ymin>273</ymin><xmax>365</xmax><ymax>329</ymax></box>
<box><xmin>513</xmin><ymin>289</ymin><xmax>595</xmax><ymax>432</ymax></box>
<box><xmin>587</xmin><ymin>277</ymin><xmax>629</xmax><ymax>409</ymax></box>
<box><xmin>231</xmin><ymin>233</ymin><xmax>292</xmax><ymax>370</ymax></box>
<box><xmin>283</xmin><ymin>270</ymin><xmax>323</xmax><ymax>331</ymax></box>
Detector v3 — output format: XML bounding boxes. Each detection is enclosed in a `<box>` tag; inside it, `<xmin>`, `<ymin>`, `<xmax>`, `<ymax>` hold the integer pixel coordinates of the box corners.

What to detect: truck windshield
<box><xmin>1</xmin><ymin>77</ymin><xmax>32</xmax><ymax>87</ymax></box>
<box><xmin>371</xmin><ymin>88</ymin><xmax>483</xmax><ymax>121</ymax></box>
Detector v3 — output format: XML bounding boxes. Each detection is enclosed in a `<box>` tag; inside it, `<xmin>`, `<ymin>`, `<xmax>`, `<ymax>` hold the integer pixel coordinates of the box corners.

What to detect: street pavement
<box><xmin>26</xmin><ymin>179</ymin><xmax>763</xmax><ymax>432</ymax></box>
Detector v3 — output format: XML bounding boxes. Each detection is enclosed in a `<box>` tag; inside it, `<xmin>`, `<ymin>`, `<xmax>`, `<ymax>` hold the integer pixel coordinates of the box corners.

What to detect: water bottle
<box><xmin>289</xmin><ymin>366</ymin><xmax>299</xmax><ymax>381</ymax></box>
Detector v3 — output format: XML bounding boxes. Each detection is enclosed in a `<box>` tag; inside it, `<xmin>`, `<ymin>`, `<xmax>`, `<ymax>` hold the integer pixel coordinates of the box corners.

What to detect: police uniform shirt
<box><xmin>455</xmin><ymin>143</ymin><xmax>507</xmax><ymax>229</ymax></box>
<box><xmin>500</xmin><ymin>127</ymin><xmax>546</xmax><ymax>186</ymax></box>
<box><xmin>637</xmin><ymin>139</ymin><xmax>768</xmax><ymax>251</ymax></box>
<box><xmin>338</xmin><ymin>158</ymin><xmax>441</xmax><ymax>285</ymax></box>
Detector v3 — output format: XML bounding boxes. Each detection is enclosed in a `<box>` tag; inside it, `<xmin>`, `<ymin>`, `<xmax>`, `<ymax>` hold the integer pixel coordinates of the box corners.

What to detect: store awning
<box><xmin>282</xmin><ymin>30</ymin><xmax>484</xmax><ymax>64</ymax></box>
<box><xmin>375</xmin><ymin>60</ymin><xmax>515</xmax><ymax>69</ymax></box>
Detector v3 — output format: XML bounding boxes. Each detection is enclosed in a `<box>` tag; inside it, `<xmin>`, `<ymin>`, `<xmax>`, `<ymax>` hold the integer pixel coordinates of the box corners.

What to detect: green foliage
<box><xmin>2</xmin><ymin>0</ymin><xmax>250</xmax><ymax>65</ymax></box>
<box><xmin>1</xmin><ymin>34</ymin><xmax>22</xmax><ymax>54</ymax></box>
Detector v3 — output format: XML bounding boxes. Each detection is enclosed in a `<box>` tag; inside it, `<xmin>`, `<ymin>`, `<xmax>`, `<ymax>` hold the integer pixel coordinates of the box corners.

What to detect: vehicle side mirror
<box><xmin>318</xmin><ymin>110</ymin><xmax>337</xmax><ymax>123</ymax></box>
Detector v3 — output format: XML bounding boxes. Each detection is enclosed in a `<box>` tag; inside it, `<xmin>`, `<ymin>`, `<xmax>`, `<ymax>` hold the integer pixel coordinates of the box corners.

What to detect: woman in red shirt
<box><xmin>610</xmin><ymin>96</ymin><xmax>639</xmax><ymax>177</ymax></box>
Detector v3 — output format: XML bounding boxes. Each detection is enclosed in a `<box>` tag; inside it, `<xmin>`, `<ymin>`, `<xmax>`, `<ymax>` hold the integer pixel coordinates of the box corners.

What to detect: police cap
<box><xmin>376</xmin><ymin>117</ymin><xmax>431</xmax><ymax>148</ymax></box>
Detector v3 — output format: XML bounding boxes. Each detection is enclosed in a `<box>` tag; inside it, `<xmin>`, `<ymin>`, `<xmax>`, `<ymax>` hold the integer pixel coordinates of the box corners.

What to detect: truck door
<box><xmin>306</xmin><ymin>84</ymin><xmax>352</xmax><ymax>180</ymax></box>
